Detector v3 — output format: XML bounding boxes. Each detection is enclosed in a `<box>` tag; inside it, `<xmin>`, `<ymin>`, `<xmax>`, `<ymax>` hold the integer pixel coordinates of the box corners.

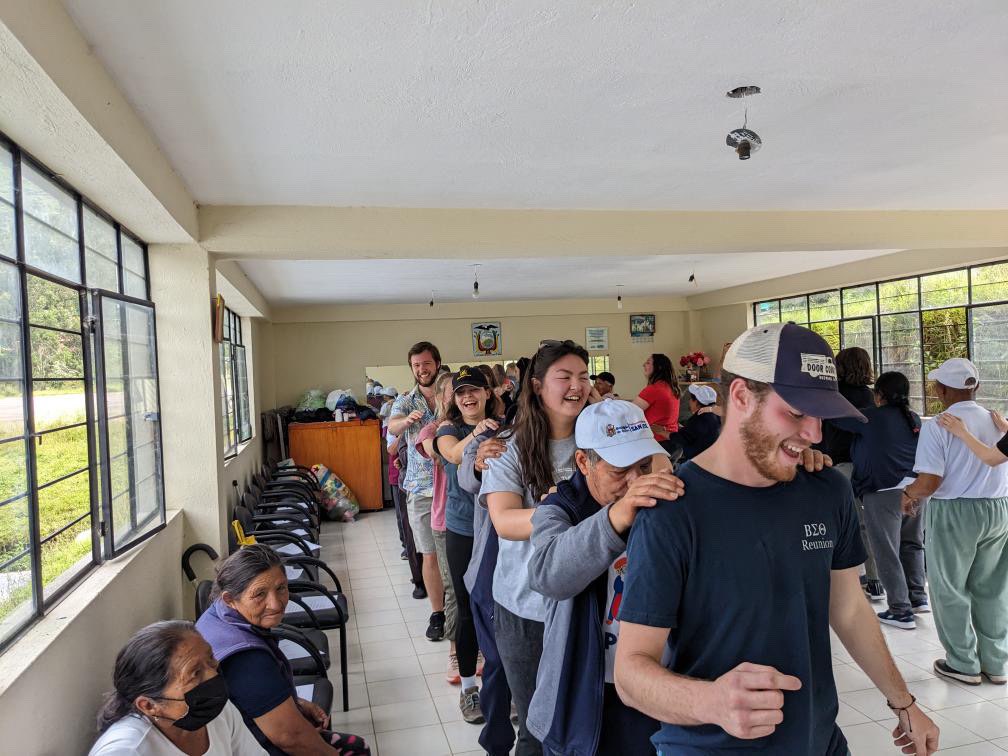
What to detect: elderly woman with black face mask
<box><xmin>90</xmin><ymin>620</ymin><xmax>265</xmax><ymax>755</ymax></box>
<box><xmin>196</xmin><ymin>545</ymin><xmax>369</xmax><ymax>756</ymax></box>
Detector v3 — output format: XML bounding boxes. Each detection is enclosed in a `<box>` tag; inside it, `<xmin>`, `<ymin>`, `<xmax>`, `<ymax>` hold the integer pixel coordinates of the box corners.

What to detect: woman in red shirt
<box><xmin>633</xmin><ymin>353</ymin><xmax>680</xmax><ymax>440</ymax></box>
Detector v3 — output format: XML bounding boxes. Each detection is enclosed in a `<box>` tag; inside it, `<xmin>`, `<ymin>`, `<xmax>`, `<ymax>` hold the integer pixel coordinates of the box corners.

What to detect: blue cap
<box><xmin>722</xmin><ymin>322</ymin><xmax>867</xmax><ymax>422</ymax></box>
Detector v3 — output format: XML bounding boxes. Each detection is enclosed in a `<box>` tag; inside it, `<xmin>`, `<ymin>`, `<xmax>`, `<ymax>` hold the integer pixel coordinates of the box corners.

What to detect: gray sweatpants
<box><xmin>835</xmin><ymin>462</ymin><xmax>880</xmax><ymax>583</ymax></box>
<box><xmin>862</xmin><ymin>489</ymin><xmax>927</xmax><ymax>614</ymax></box>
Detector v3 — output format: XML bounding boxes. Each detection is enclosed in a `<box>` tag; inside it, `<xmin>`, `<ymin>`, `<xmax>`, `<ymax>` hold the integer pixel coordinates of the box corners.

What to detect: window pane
<box><xmin>30</xmin><ymin>328</ymin><xmax>83</xmax><ymax>380</ymax></box>
<box><xmin>921</xmin><ymin>269</ymin><xmax>968</xmax><ymax>310</ymax></box>
<box><xmin>22</xmin><ymin>164</ymin><xmax>80</xmax><ymax>283</ymax></box>
<box><xmin>0</xmin><ymin>550</ymin><xmax>35</xmax><ymax>647</ymax></box>
<box><xmin>32</xmin><ymin>379</ymin><xmax>86</xmax><ymax>432</ymax></box>
<box><xmin>0</xmin><ymin>323</ymin><xmax>22</xmax><ymax>381</ymax></box>
<box><xmin>843</xmin><ymin>285</ymin><xmax>877</xmax><ymax>317</ymax></box>
<box><xmin>754</xmin><ymin>301</ymin><xmax>780</xmax><ymax>325</ymax></box>
<box><xmin>841</xmin><ymin>319</ymin><xmax>876</xmax><ymax>373</ymax></box>
<box><xmin>0</xmin><ymin>146</ymin><xmax>14</xmax><ymax>261</ymax></box>
<box><xmin>922</xmin><ymin>307</ymin><xmax>968</xmax><ymax>415</ymax></box>
<box><xmin>879</xmin><ymin>278</ymin><xmax>919</xmax><ymax>313</ymax></box>
<box><xmin>809</xmin><ymin>321</ymin><xmax>840</xmax><ymax>355</ymax></box>
<box><xmin>83</xmin><ymin>208</ymin><xmax>119</xmax><ymax>292</ymax></box>
<box><xmin>0</xmin><ymin>437</ymin><xmax>28</xmax><ymax>504</ymax></box>
<box><xmin>235</xmin><ymin>344</ymin><xmax>251</xmax><ymax>442</ymax></box>
<box><xmin>780</xmin><ymin>296</ymin><xmax>808</xmax><ymax>325</ymax></box>
<box><xmin>880</xmin><ymin>313</ymin><xmax>924</xmax><ymax>413</ymax></box>
<box><xmin>40</xmin><ymin>511</ymin><xmax>92</xmax><ymax>600</ymax></box>
<box><xmin>26</xmin><ymin>275</ymin><xmax>80</xmax><ymax>330</ymax></box>
<box><xmin>121</xmin><ymin>237</ymin><xmax>146</xmax><ymax>299</ymax></box>
<box><xmin>971</xmin><ymin>304</ymin><xmax>1008</xmax><ymax>414</ymax></box>
<box><xmin>35</xmin><ymin>425</ymin><xmax>89</xmax><ymax>485</ymax></box>
<box><xmin>37</xmin><ymin>470</ymin><xmax>89</xmax><ymax>540</ymax></box>
<box><xmin>99</xmin><ymin>297</ymin><xmax>164</xmax><ymax>554</ymax></box>
<box><xmin>0</xmin><ymin>261</ymin><xmax>20</xmax><ymax>321</ymax></box>
<box><xmin>0</xmin><ymin>497</ymin><xmax>30</xmax><ymax>566</ymax></box>
<box><xmin>971</xmin><ymin>262</ymin><xmax>1008</xmax><ymax>305</ymax></box>
<box><xmin>808</xmin><ymin>291</ymin><xmax>841</xmax><ymax>322</ymax></box>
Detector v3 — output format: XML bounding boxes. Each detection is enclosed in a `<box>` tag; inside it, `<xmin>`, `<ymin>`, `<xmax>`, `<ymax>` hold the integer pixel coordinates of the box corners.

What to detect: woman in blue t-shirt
<box><xmin>833</xmin><ymin>371</ymin><xmax>925</xmax><ymax>629</ymax></box>
<box><xmin>435</xmin><ymin>367</ymin><xmax>504</xmax><ymax>724</ymax></box>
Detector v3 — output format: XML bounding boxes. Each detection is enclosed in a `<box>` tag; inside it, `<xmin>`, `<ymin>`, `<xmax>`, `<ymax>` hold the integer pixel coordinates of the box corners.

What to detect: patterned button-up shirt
<box><xmin>391</xmin><ymin>386</ymin><xmax>435</xmax><ymax>496</ymax></box>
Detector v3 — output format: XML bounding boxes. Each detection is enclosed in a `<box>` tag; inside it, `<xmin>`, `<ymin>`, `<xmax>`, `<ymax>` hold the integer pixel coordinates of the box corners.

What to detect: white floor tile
<box><xmin>937</xmin><ymin>702</ymin><xmax>1008</xmax><ymax>740</ymax></box>
<box><xmin>363</xmin><ymin>655</ymin><xmax>423</xmax><ymax>683</ymax></box>
<box><xmin>909</xmin><ymin>677</ymin><xmax>988</xmax><ymax>711</ymax></box>
<box><xmin>367</xmin><ymin>674</ymin><xmax>433</xmax><ymax>706</ymax></box>
<box><xmin>441</xmin><ymin>719</ymin><xmax>485</xmax><ymax>753</ymax></box>
<box><xmin>374</xmin><ymin>723</ymin><xmax>452</xmax><ymax>756</ymax></box>
<box><xmin>370</xmin><ymin>697</ymin><xmax>441</xmax><ymax>733</ymax></box>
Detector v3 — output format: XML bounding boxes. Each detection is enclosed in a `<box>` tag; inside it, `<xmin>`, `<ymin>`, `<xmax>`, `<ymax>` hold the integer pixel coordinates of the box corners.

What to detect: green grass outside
<box><xmin>0</xmin><ymin>408</ymin><xmax>130</xmax><ymax>628</ymax></box>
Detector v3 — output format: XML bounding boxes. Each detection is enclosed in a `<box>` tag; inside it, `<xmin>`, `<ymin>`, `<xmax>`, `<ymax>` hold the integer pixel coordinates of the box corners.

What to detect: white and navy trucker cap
<box><xmin>722</xmin><ymin>322</ymin><xmax>867</xmax><ymax>422</ymax></box>
<box><xmin>575</xmin><ymin>400</ymin><xmax>669</xmax><ymax>467</ymax></box>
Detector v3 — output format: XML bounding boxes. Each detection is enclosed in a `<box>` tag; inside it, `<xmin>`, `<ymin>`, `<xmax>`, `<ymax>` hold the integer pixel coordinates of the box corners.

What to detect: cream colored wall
<box><xmin>272</xmin><ymin>308</ymin><xmax>696</xmax><ymax>405</ymax></box>
<box><xmin>0</xmin><ymin>511</ymin><xmax>184</xmax><ymax>756</ymax></box>
<box><xmin>150</xmin><ymin>243</ymin><xmax>228</xmax><ymax>556</ymax></box>
<box><xmin>697</xmin><ymin>303</ymin><xmax>751</xmax><ymax>370</ymax></box>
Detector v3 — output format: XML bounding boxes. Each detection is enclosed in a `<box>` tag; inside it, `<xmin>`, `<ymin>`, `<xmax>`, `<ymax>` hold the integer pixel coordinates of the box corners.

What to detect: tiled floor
<box><xmin>320</xmin><ymin>510</ymin><xmax>1008</xmax><ymax>755</ymax></box>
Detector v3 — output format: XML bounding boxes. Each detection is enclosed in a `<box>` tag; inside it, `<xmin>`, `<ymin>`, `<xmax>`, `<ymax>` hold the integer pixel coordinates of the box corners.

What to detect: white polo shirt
<box><xmin>913</xmin><ymin>401</ymin><xmax>1008</xmax><ymax>500</ymax></box>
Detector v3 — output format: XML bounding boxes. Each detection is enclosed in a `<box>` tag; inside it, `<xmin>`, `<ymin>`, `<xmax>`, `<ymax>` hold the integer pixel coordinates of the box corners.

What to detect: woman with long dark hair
<box><xmin>632</xmin><ymin>354</ymin><xmax>680</xmax><ymax>440</ymax></box>
<box><xmin>90</xmin><ymin>621</ymin><xmax>265</xmax><ymax>755</ymax></box>
<box><xmin>832</xmin><ymin>371</ymin><xmax>926</xmax><ymax>629</ymax></box>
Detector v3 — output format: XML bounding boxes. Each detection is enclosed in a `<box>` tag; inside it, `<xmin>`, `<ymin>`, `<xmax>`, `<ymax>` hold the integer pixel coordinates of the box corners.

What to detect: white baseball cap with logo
<box><xmin>927</xmin><ymin>358</ymin><xmax>980</xmax><ymax>389</ymax></box>
<box><xmin>722</xmin><ymin>322</ymin><xmax>867</xmax><ymax>422</ymax></box>
<box><xmin>575</xmin><ymin>400</ymin><xmax>668</xmax><ymax>468</ymax></box>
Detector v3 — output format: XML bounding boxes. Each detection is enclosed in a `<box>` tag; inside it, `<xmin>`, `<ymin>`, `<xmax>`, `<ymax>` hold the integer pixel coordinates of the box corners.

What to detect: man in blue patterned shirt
<box><xmin>389</xmin><ymin>341</ymin><xmax>446</xmax><ymax>640</ymax></box>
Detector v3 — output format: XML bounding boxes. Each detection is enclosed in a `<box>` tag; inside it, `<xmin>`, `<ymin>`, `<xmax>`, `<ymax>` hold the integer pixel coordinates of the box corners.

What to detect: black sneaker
<box><xmin>864</xmin><ymin>579</ymin><xmax>885</xmax><ymax>602</ymax></box>
<box><xmin>412</xmin><ymin>584</ymin><xmax>427</xmax><ymax>600</ymax></box>
<box><xmin>934</xmin><ymin>659</ymin><xmax>981</xmax><ymax>685</ymax></box>
<box><xmin>426</xmin><ymin>611</ymin><xmax>446</xmax><ymax>641</ymax></box>
<box><xmin>877</xmin><ymin>609</ymin><xmax>916</xmax><ymax>630</ymax></box>
<box><xmin>400</xmin><ymin>549</ymin><xmax>407</xmax><ymax>560</ymax></box>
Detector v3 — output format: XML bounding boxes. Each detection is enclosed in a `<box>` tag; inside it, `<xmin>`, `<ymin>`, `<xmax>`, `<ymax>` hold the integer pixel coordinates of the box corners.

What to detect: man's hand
<box><xmin>296</xmin><ymin>697</ymin><xmax>330</xmax><ymax>731</ymax></box>
<box><xmin>405</xmin><ymin>409</ymin><xmax>425</xmax><ymax>427</ymax></box>
<box><xmin>992</xmin><ymin>409</ymin><xmax>1008</xmax><ymax>435</ymax></box>
<box><xmin>892</xmin><ymin>703</ymin><xmax>939</xmax><ymax>755</ymax></box>
<box><xmin>799</xmin><ymin>448</ymin><xmax>832</xmax><ymax>472</ymax></box>
<box><xmin>697</xmin><ymin>405</ymin><xmax>723</xmax><ymax>417</ymax></box>
<box><xmin>702</xmin><ymin>662</ymin><xmax>802</xmax><ymax>740</ymax></box>
<box><xmin>900</xmin><ymin>491</ymin><xmax>920</xmax><ymax>516</ymax></box>
<box><xmin>475</xmin><ymin>437</ymin><xmax>506</xmax><ymax>472</ymax></box>
<box><xmin>608</xmin><ymin>472</ymin><xmax>685</xmax><ymax>533</ymax></box>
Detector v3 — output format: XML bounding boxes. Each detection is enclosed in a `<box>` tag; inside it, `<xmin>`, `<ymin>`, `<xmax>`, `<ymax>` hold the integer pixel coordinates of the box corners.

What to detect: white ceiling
<box><xmin>63</xmin><ymin>1</ymin><xmax>1008</xmax><ymax>211</ymax></box>
<box><xmin>238</xmin><ymin>249</ymin><xmax>898</xmax><ymax>306</ymax></box>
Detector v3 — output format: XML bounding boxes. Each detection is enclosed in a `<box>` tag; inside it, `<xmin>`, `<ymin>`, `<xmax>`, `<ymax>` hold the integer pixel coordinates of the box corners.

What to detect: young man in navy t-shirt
<box><xmin>614</xmin><ymin>323</ymin><xmax>940</xmax><ymax>756</ymax></box>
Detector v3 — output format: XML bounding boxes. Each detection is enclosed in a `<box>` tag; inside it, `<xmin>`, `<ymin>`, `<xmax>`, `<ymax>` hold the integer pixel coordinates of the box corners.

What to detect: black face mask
<box><xmin>156</xmin><ymin>674</ymin><xmax>229</xmax><ymax>731</ymax></box>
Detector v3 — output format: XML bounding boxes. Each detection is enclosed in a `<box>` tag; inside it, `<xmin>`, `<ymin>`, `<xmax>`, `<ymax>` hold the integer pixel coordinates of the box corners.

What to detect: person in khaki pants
<box><xmin>903</xmin><ymin>358</ymin><xmax>1008</xmax><ymax>686</ymax></box>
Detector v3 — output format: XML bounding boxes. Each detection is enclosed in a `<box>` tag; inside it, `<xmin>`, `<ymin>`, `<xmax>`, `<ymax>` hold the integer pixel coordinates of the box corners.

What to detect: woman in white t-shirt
<box><xmin>90</xmin><ymin>620</ymin><xmax>266</xmax><ymax>756</ymax></box>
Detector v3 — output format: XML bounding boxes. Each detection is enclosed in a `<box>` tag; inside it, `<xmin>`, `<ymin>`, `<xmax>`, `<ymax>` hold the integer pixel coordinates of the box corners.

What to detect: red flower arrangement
<box><xmin>679</xmin><ymin>351</ymin><xmax>711</xmax><ymax>368</ymax></box>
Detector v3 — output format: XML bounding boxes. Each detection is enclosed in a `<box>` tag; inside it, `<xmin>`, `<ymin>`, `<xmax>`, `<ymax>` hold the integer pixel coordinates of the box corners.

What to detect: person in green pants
<box><xmin>902</xmin><ymin>358</ymin><xmax>1008</xmax><ymax>686</ymax></box>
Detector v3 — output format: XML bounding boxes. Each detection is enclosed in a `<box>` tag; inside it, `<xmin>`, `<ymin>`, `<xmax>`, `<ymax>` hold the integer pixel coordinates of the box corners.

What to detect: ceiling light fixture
<box><xmin>429</xmin><ymin>290</ymin><xmax>435</xmax><ymax>308</ymax></box>
<box><xmin>726</xmin><ymin>85</ymin><xmax>762</xmax><ymax>160</ymax></box>
<box><xmin>617</xmin><ymin>284</ymin><xmax>624</xmax><ymax>310</ymax></box>
<box><xmin>472</xmin><ymin>264</ymin><xmax>480</xmax><ymax>300</ymax></box>
<box><xmin>688</xmin><ymin>271</ymin><xmax>697</xmax><ymax>286</ymax></box>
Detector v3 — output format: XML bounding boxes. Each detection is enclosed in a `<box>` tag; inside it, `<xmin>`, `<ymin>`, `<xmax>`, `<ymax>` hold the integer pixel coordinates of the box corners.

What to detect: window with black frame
<box><xmin>220</xmin><ymin>306</ymin><xmax>251</xmax><ymax>459</ymax></box>
<box><xmin>753</xmin><ymin>261</ymin><xmax>1008</xmax><ymax>415</ymax></box>
<box><xmin>0</xmin><ymin>135</ymin><xmax>165</xmax><ymax>651</ymax></box>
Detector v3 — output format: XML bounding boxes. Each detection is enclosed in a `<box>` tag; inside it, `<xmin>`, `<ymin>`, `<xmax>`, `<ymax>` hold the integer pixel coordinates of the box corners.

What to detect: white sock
<box><xmin>461</xmin><ymin>675</ymin><xmax>478</xmax><ymax>690</ymax></box>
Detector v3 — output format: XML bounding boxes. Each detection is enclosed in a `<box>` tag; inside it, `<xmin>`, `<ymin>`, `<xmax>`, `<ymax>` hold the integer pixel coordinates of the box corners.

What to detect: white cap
<box><xmin>382</xmin><ymin>386</ymin><xmax>398</xmax><ymax>397</ymax></box>
<box><xmin>575</xmin><ymin>400</ymin><xmax>668</xmax><ymax>467</ymax></box>
<box><xmin>927</xmin><ymin>358</ymin><xmax>980</xmax><ymax>389</ymax></box>
<box><xmin>688</xmin><ymin>384</ymin><xmax>718</xmax><ymax>406</ymax></box>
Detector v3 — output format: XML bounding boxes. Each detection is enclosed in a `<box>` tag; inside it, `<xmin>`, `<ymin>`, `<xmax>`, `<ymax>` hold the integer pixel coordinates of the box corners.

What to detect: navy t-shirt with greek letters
<box><xmin>619</xmin><ymin>462</ymin><xmax>866</xmax><ymax>756</ymax></box>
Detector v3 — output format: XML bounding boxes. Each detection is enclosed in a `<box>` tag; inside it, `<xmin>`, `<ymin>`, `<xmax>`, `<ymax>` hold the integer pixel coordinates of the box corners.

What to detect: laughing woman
<box><xmin>633</xmin><ymin>354</ymin><xmax>680</xmax><ymax>441</ymax></box>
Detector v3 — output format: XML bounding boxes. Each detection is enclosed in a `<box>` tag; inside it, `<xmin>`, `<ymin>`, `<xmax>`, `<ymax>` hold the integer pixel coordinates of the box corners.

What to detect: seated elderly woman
<box><xmin>90</xmin><ymin>620</ymin><xmax>266</xmax><ymax>755</ymax></box>
<box><xmin>196</xmin><ymin>544</ymin><xmax>369</xmax><ymax>756</ymax></box>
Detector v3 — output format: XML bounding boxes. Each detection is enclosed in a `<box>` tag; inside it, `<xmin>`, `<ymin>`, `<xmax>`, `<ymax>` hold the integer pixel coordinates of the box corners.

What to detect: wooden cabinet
<box><xmin>288</xmin><ymin>419</ymin><xmax>384</xmax><ymax>511</ymax></box>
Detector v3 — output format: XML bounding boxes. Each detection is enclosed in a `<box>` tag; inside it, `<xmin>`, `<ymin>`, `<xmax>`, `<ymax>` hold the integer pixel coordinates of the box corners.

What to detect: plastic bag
<box><xmin>311</xmin><ymin>464</ymin><xmax>361</xmax><ymax>521</ymax></box>
<box><xmin>325</xmin><ymin>390</ymin><xmax>350</xmax><ymax>411</ymax></box>
<box><xmin>296</xmin><ymin>389</ymin><xmax>327</xmax><ymax>412</ymax></box>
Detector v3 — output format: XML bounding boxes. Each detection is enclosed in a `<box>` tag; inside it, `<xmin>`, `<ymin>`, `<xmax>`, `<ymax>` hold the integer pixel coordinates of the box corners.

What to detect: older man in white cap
<box><xmin>903</xmin><ymin>358</ymin><xmax>1008</xmax><ymax>686</ymax></box>
<box><xmin>661</xmin><ymin>383</ymin><xmax>722</xmax><ymax>461</ymax></box>
<box><xmin>526</xmin><ymin>400</ymin><xmax>684</xmax><ymax>756</ymax></box>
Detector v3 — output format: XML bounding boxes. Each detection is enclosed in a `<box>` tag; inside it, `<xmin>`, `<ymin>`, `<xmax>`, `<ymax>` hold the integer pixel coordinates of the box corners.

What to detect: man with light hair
<box><xmin>903</xmin><ymin>358</ymin><xmax>1008</xmax><ymax>686</ymax></box>
<box><xmin>615</xmin><ymin>323</ymin><xmax>939</xmax><ymax>755</ymax></box>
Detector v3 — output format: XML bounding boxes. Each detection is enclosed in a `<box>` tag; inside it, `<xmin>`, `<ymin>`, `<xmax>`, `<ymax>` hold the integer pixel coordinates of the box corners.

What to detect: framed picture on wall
<box><xmin>629</xmin><ymin>313</ymin><xmax>656</xmax><ymax>337</ymax></box>
<box><xmin>472</xmin><ymin>321</ymin><xmax>503</xmax><ymax>356</ymax></box>
<box><xmin>585</xmin><ymin>326</ymin><xmax>609</xmax><ymax>351</ymax></box>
